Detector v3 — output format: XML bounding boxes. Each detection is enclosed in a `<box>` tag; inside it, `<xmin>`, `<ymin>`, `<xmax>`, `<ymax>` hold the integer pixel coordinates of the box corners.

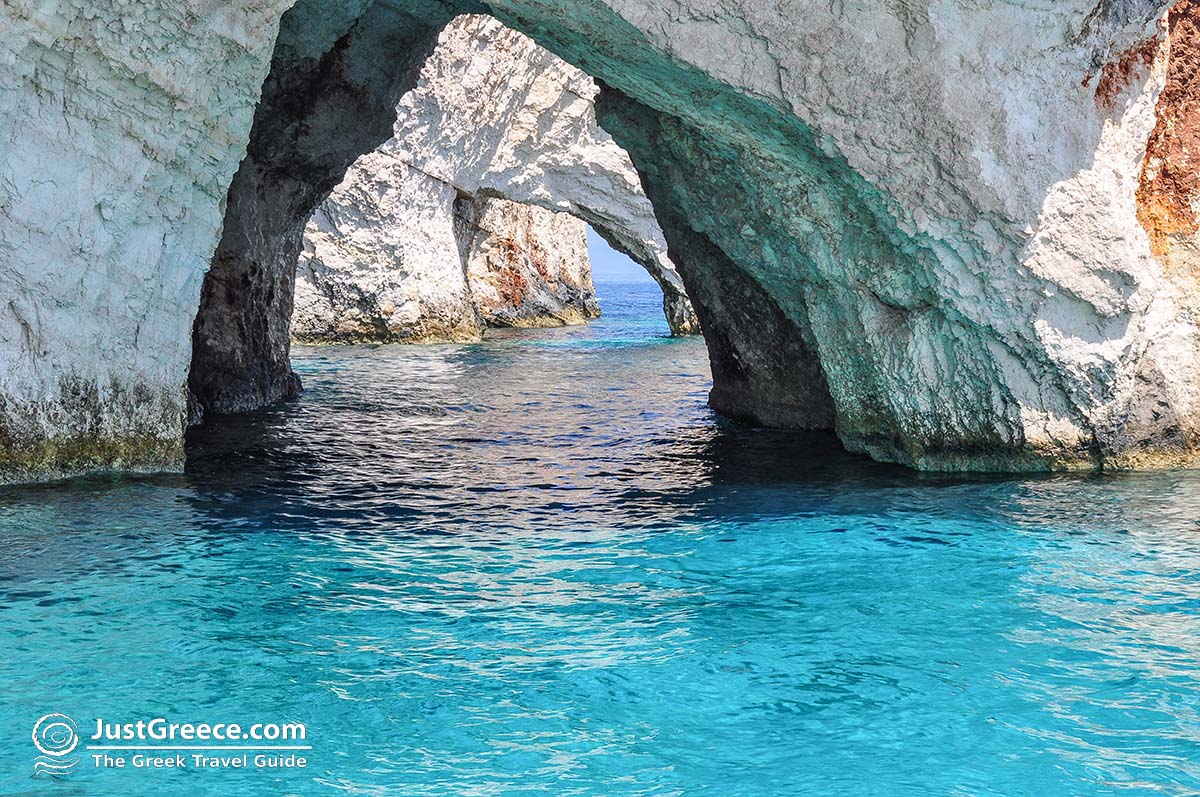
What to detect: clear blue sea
<box><xmin>2</xmin><ymin>281</ymin><xmax>1200</xmax><ymax>795</ymax></box>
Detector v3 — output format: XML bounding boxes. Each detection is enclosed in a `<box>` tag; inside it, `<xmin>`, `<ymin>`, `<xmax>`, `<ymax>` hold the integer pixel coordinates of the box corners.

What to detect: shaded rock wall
<box><xmin>187</xmin><ymin>0</ymin><xmax>459</xmax><ymax>417</ymax></box>
<box><xmin>597</xmin><ymin>91</ymin><xmax>835</xmax><ymax>430</ymax></box>
<box><xmin>293</xmin><ymin>15</ymin><xmax>696</xmax><ymax>343</ymax></box>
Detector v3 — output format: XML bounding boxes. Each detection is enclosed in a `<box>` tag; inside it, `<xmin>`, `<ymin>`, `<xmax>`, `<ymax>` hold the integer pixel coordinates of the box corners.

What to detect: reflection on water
<box><xmin>2</xmin><ymin>283</ymin><xmax>1200</xmax><ymax>795</ymax></box>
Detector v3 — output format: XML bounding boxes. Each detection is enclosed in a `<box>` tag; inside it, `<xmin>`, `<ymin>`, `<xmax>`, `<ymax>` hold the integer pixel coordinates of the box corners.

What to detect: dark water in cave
<box><xmin>2</xmin><ymin>281</ymin><xmax>1200</xmax><ymax>795</ymax></box>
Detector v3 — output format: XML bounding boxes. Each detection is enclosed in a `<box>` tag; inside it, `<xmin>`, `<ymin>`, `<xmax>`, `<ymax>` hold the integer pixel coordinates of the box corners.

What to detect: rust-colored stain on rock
<box><xmin>1138</xmin><ymin>0</ymin><xmax>1200</xmax><ymax>259</ymax></box>
<box><xmin>492</xmin><ymin>239</ymin><xmax>530</xmax><ymax>307</ymax></box>
<box><xmin>496</xmin><ymin>268</ymin><xmax>528</xmax><ymax>307</ymax></box>
<box><xmin>1093</xmin><ymin>34</ymin><xmax>1161</xmax><ymax>108</ymax></box>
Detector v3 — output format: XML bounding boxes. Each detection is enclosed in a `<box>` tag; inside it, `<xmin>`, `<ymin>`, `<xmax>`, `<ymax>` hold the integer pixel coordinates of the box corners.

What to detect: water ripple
<box><xmin>2</xmin><ymin>285</ymin><xmax>1200</xmax><ymax>795</ymax></box>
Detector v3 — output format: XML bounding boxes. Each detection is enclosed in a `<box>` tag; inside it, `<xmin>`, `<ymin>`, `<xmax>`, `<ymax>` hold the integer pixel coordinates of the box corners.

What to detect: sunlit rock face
<box><xmin>294</xmin><ymin>152</ymin><xmax>482</xmax><ymax>344</ymax></box>
<box><xmin>456</xmin><ymin>196</ymin><xmax>600</xmax><ymax>330</ymax></box>
<box><xmin>293</xmin><ymin>15</ymin><xmax>695</xmax><ymax>343</ymax></box>
<box><xmin>4</xmin><ymin>0</ymin><xmax>1200</xmax><ymax>480</ymax></box>
<box><xmin>295</xmin><ymin>161</ymin><xmax>599</xmax><ymax>343</ymax></box>
<box><xmin>0</xmin><ymin>0</ymin><xmax>293</xmax><ymax>481</ymax></box>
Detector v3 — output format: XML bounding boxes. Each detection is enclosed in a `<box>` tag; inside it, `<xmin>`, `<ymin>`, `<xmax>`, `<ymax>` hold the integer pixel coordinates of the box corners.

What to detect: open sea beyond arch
<box><xmin>2</xmin><ymin>282</ymin><xmax>1200</xmax><ymax>795</ymax></box>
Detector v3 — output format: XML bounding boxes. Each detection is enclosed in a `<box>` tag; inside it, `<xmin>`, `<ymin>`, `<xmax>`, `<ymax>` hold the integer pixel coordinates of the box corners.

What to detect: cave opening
<box><xmin>186</xmin><ymin>9</ymin><xmax>708</xmax><ymax>425</ymax></box>
<box><xmin>6</xmin><ymin>0</ymin><xmax>1198</xmax><ymax>486</ymax></box>
<box><xmin>185</xmin><ymin>1</ymin><xmax>838</xmax><ymax>454</ymax></box>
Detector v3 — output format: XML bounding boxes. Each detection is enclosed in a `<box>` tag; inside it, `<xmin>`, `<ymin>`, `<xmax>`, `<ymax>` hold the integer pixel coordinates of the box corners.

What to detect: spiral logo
<box><xmin>32</xmin><ymin>714</ymin><xmax>80</xmax><ymax>776</ymax></box>
<box><xmin>32</xmin><ymin>714</ymin><xmax>78</xmax><ymax>757</ymax></box>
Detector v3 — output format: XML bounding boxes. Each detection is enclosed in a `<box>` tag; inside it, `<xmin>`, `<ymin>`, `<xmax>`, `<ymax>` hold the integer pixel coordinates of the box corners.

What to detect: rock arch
<box><xmin>187</xmin><ymin>1</ymin><xmax>454</xmax><ymax>416</ymax></box>
<box><xmin>290</xmin><ymin>14</ymin><xmax>699</xmax><ymax>347</ymax></box>
<box><xmin>188</xmin><ymin>0</ymin><xmax>830</xmax><ymax>425</ymax></box>
<box><xmin>1</xmin><ymin>0</ymin><xmax>1196</xmax><ymax>482</ymax></box>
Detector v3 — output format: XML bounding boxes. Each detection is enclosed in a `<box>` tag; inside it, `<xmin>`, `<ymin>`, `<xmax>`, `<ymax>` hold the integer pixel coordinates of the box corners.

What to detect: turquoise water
<box><xmin>3</xmin><ymin>282</ymin><xmax>1200</xmax><ymax>795</ymax></box>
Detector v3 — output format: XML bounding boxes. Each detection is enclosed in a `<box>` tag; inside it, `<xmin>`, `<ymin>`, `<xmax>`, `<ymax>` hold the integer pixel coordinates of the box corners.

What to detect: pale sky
<box><xmin>587</xmin><ymin>226</ymin><xmax>654</xmax><ymax>283</ymax></box>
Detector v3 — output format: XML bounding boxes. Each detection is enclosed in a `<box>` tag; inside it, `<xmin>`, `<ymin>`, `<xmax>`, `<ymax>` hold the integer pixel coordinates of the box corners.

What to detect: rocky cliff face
<box><xmin>489</xmin><ymin>0</ymin><xmax>1192</xmax><ymax>471</ymax></box>
<box><xmin>296</xmin><ymin>169</ymin><xmax>599</xmax><ymax>343</ymax></box>
<box><xmin>296</xmin><ymin>150</ymin><xmax>482</xmax><ymax>344</ymax></box>
<box><xmin>3</xmin><ymin>0</ymin><xmax>1199</xmax><ymax>481</ymax></box>
<box><xmin>293</xmin><ymin>15</ymin><xmax>695</xmax><ymax>344</ymax></box>
<box><xmin>0</xmin><ymin>0</ymin><xmax>293</xmax><ymax>481</ymax></box>
<box><xmin>455</xmin><ymin>196</ymin><xmax>600</xmax><ymax>330</ymax></box>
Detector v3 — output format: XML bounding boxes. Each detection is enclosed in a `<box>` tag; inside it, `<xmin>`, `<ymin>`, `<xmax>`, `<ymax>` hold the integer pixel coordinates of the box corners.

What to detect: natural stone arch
<box><xmin>290</xmin><ymin>15</ymin><xmax>700</xmax><ymax>347</ymax></box>
<box><xmin>2</xmin><ymin>0</ymin><xmax>1197</xmax><ymax>482</ymax></box>
<box><xmin>382</xmin><ymin>14</ymin><xmax>699</xmax><ymax>336</ymax></box>
<box><xmin>187</xmin><ymin>2</ymin><xmax>456</xmax><ymax>416</ymax></box>
<box><xmin>188</xmin><ymin>0</ymin><xmax>835</xmax><ymax>427</ymax></box>
<box><xmin>479</xmin><ymin>0</ymin><xmax>1198</xmax><ymax>470</ymax></box>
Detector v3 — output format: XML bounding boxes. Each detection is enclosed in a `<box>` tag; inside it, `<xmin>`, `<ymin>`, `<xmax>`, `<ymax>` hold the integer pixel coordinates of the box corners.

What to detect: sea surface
<box><xmin>2</xmin><ymin>281</ymin><xmax>1200</xmax><ymax>795</ymax></box>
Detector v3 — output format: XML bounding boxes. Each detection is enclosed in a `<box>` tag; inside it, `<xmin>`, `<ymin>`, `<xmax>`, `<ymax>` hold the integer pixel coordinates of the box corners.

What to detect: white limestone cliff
<box><xmin>297</xmin><ymin>161</ymin><xmax>599</xmax><ymax>343</ymax></box>
<box><xmin>4</xmin><ymin>0</ymin><xmax>1199</xmax><ymax>481</ymax></box>
<box><xmin>0</xmin><ymin>0</ymin><xmax>293</xmax><ymax>480</ymax></box>
<box><xmin>293</xmin><ymin>15</ymin><xmax>696</xmax><ymax>343</ymax></box>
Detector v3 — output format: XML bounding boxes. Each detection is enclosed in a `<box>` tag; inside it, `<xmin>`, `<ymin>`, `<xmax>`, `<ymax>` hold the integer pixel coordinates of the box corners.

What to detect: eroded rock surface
<box><xmin>455</xmin><ymin>195</ymin><xmax>600</xmax><ymax>330</ymax></box>
<box><xmin>186</xmin><ymin>1</ymin><xmax>460</xmax><ymax>418</ymax></box>
<box><xmin>297</xmin><ymin>168</ymin><xmax>599</xmax><ymax>343</ymax></box>
<box><xmin>296</xmin><ymin>154</ymin><xmax>481</xmax><ymax>344</ymax></box>
<box><xmin>0</xmin><ymin>0</ymin><xmax>293</xmax><ymax>481</ymax></box>
<box><xmin>495</xmin><ymin>0</ymin><xmax>1193</xmax><ymax>470</ymax></box>
<box><xmin>293</xmin><ymin>15</ymin><xmax>695</xmax><ymax>343</ymax></box>
<box><xmin>6</xmin><ymin>0</ymin><xmax>1200</xmax><ymax>480</ymax></box>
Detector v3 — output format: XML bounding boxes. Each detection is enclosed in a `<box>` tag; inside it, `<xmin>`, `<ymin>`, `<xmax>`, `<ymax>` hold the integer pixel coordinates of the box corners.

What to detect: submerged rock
<box><xmin>293</xmin><ymin>15</ymin><xmax>695</xmax><ymax>344</ymax></box>
<box><xmin>6</xmin><ymin>0</ymin><xmax>1200</xmax><ymax>480</ymax></box>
